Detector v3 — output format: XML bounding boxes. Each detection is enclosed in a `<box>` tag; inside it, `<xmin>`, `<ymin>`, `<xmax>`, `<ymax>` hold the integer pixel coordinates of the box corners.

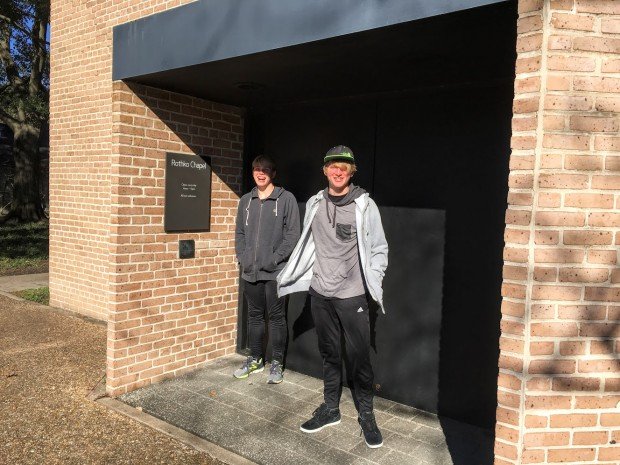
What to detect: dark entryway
<box><xmin>237</xmin><ymin>2</ymin><xmax>517</xmax><ymax>430</ymax></box>
<box><xmin>115</xmin><ymin>0</ymin><xmax>517</xmax><ymax>430</ymax></box>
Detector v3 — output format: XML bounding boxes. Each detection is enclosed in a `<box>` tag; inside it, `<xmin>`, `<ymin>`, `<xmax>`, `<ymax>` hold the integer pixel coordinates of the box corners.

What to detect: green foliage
<box><xmin>0</xmin><ymin>89</ymin><xmax>49</xmax><ymax>126</ymax></box>
<box><xmin>0</xmin><ymin>1</ymin><xmax>50</xmax><ymax>222</ymax></box>
<box><xmin>0</xmin><ymin>0</ymin><xmax>50</xmax><ymax>127</ymax></box>
<box><xmin>14</xmin><ymin>286</ymin><xmax>49</xmax><ymax>304</ymax></box>
<box><xmin>0</xmin><ymin>220</ymin><xmax>48</xmax><ymax>273</ymax></box>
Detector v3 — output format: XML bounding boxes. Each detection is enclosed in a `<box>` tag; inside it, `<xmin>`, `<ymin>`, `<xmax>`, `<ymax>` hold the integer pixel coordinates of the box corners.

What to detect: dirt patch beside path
<box><xmin>0</xmin><ymin>295</ymin><xmax>224</xmax><ymax>465</ymax></box>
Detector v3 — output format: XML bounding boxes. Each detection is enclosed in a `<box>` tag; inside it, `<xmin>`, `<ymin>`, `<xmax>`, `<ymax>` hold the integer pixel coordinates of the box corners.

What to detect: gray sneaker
<box><xmin>267</xmin><ymin>360</ymin><xmax>283</xmax><ymax>384</ymax></box>
<box><xmin>233</xmin><ymin>356</ymin><xmax>264</xmax><ymax>379</ymax></box>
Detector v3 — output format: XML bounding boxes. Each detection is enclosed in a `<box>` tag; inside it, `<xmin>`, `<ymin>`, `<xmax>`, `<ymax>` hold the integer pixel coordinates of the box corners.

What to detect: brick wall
<box><xmin>107</xmin><ymin>82</ymin><xmax>242</xmax><ymax>395</ymax></box>
<box><xmin>50</xmin><ymin>0</ymin><xmax>199</xmax><ymax>320</ymax></box>
<box><xmin>496</xmin><ymin>1</ymin><xmax>620</xmax><ymax>464</ymax></box>
<box><xmin>50</xmin><ymin>0</ymin><xmax>620</xmax><ymax>452</ymax></box>
<box><xmin>50</xmin><ymin>0</ymin><xmax>243</xmax><ymax>395</ymax></box>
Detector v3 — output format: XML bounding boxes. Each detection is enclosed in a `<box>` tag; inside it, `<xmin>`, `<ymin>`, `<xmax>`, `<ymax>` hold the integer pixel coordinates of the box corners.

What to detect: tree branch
<box><xmin>0</xmin><ymin>105</ymin><xmax>20</xmax><ymax>130</ymax></box>
<box><xmin>29</xmin><ymin>3</ymin><xmax>49</xmax><ymax>96</ymax></box>
<box><xmin>0</xmin><ymin>13</ymin><xmax>30</xmax><ymax>40</ymax></box>
<box><xmin>0</xmin><ymin>11</ymin><xmax>49</xmax><ymax>51</ymax></box>
<box><xmin>0</xmin><ymin>21</ymin><xmax>22</xmax><ymax>88</ymax></box>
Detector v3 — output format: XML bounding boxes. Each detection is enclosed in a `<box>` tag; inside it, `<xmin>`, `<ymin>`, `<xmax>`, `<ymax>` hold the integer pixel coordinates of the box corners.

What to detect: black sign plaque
<box><xmin>164</xmin><ymin>153</ymin><xmax>212</xmax><ymax>232</ymax></box>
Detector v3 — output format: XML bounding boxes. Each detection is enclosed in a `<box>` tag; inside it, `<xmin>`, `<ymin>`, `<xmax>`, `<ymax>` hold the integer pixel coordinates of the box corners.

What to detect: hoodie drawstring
<box><xmin>246</xmin><ymin>191</ymin><xmax>281</xmax><ymax>225</ymax></box>
<box><xmin>325</xmin><ymin>198</ymin><xmax>336</xmax><ymax>228</ymax></box>
<box><xmin>245</xmin><ymin>197</ymin><xmax>252</xmax><ymax>226</ymax></box>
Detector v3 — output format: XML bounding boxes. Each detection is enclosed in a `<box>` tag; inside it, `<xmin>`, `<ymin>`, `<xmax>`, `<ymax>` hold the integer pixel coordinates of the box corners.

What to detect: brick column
<box><xmin>50</xmin><ymin>0</ymin><xmax>242</xmax><ymax>395</ymax></box>
<box><xmin>106</xmin><ymin>82</ymin><xmax>243</xmax><ymax>396</ymax></box>
<box><xmin>49</xmin><ymin>0</ymin><xmax>198</xmax><ymax>320</ymax></box>
<box><xmin>496</xmin><ymin>1</ymin><xmax>620</xmax><ymax>464</ymax></box>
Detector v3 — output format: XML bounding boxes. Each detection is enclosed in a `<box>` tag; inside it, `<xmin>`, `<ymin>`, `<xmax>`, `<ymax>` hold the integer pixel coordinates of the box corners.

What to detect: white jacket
<box><xmin>276</xmin><ymin>190</ymin><xmax>389</xmax><ymax>313</ymax></box>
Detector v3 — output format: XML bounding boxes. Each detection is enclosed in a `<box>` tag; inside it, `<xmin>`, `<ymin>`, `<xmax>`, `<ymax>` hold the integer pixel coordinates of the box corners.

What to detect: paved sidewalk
<box><xmin>121</xmin><ymin>355</ymin><xmax>495</xmax><ymax>465</ymax></box>
<box><xmin>0</xmin><ymin>272</ymin><xmax>48</xmax><ymax>292</ymax></box>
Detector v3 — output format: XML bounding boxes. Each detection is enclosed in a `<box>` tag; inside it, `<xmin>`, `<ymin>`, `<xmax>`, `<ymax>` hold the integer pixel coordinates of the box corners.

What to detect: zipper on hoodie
<box><xmin>254</xmin><ymin>200</ymin><xmax>264</xmax><ymax>266</ymax></box>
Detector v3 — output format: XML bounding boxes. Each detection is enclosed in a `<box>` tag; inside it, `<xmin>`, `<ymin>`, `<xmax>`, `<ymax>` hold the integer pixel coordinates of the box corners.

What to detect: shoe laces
<box><xmin>313</xmin><ymin>403</ymin><xmax>331</xmax><ymax>419</ymax></box>
<box><xmin>242</xmin><ymin>356</ymin><xmax>254</xmax><ymax>369</ymax></box>
<box><xmin>359</xmin><ymin>411</ymin><xmax>378</xmax><ymax>434</ymax></box>
<box><xmin>269</xmin><ymin>360</ymin><xmax>281</xmax><ymax>375</ymax></box>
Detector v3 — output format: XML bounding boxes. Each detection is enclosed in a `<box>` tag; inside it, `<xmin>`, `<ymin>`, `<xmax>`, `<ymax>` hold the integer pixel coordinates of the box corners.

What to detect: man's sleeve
<box><xmin>273</xmin><ymin>193</ymin><xmax>301</xmax><ymax>265</ymax></box>
<box><xmin>234</xmin><ymin>197</ymin><xmax>246</xmax><ymax>263</ymax></box>
<box><xmin>303</xmin><ymin>196</ymin><xmax>314</xmax><ymax>227</ymax></box>
<box><xmin>368</xmin><ymin>199</ymin><xmax>388</xmax><ymax>277</ymax></box>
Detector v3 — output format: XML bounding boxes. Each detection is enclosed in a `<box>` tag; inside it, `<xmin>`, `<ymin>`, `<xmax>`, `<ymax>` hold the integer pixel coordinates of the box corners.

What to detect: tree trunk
<box><xmin>5</xmin><ymin>124</ymin><xmax>45</xmax><ymax>222</ymax></box>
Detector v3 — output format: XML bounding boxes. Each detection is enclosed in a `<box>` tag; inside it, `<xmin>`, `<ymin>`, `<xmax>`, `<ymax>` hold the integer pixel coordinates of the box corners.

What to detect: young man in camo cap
<box><xmin>277</xmin><ymin>145</ymin><xmax>388</xmax><ymax>448</ymax></box>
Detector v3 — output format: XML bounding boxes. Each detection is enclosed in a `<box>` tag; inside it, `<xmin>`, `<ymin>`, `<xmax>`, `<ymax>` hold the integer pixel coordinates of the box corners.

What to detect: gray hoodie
<box><xmin>235</xmin><ymin>186</ymin><xmax>300</xmax><ymax>283</ymax></box>
<box><xmin>277</xmin><ymin>189</ymin><xmax>389</xmax><ymax>313</ymax></box>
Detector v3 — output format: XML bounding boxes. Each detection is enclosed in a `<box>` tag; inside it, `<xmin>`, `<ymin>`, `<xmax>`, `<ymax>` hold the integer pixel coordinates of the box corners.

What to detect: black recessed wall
<box><xmin>232</xmin><ymin>2</ymin><xmax>517</xmax><ymax>429</ymax></box>
<box><xmin>243</xmin><ymin>81</ymin><xmax>512</xmax><ymax>429</ymax></box>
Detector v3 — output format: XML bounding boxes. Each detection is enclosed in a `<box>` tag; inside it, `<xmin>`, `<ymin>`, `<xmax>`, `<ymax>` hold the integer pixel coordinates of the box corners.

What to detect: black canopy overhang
<box><xmin>112</xmin><ymin>0</ymin><xmax>513</xmax><ymax>106</ymax></box>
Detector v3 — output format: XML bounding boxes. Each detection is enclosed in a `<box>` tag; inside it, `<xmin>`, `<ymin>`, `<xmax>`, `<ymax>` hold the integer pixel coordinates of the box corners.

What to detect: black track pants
<box><xmin>243</xmin><ymin>279</ymin><xmax>287</xmax><ymax>363</ymax></box>
<box><xmin>310</xmin><ymin>293</ymin><xmax>374</xmax><ymax>413</ymax></box>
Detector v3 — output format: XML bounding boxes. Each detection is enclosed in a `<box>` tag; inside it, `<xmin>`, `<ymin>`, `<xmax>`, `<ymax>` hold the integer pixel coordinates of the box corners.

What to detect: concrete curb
<box><xmin>0</xmin><ymin>289</ymin><xmax>106</xmax><ymax>327</ymax></box>
<box><xmin>96</xmin><ymin>398</ymin><xmax>257</xmax><ymax>465</ymax></box>
<box><xmin>88</xmin><ymin>377</ymin><xmax>255</xmax><ymax>465</ymax></box>
<box><xmin>0</xmin><ymin>290</ymin><xmax>23</xmax><ymax>301</ymax></box>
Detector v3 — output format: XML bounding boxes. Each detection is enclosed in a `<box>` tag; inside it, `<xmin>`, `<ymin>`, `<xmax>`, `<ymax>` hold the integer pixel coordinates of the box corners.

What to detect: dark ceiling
<box><xmin>126</xmin><ymin>1</ymin><xmax>517</xmax><ymax>108</ymax></box>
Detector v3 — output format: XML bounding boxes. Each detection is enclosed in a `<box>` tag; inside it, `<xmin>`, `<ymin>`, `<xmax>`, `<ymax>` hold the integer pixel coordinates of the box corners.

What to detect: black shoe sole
<box><xmin>299</xmin><ymin>418</ymin><xmax>341</xmax><ymax>433</ymax></box>
<box><xmin>364</xmin><ymin>439</ymin><xmax>383</xmax><ymax>448</ymax></box>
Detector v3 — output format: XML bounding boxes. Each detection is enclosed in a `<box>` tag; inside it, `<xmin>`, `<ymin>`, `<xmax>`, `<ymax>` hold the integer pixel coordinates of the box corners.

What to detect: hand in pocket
<box><xmin>240</xmin><ymin>250</ymin><xmax>254</xmax><ymax>273</ymax></box>
<box><xmin>260</xmin><ymin>253</ymin><xmax>279</xmax><ymax>272</ymax></box>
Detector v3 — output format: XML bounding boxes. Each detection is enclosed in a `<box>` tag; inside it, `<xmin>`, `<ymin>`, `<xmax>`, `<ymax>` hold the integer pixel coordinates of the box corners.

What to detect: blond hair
<box><xmin>323</xmin><ymin>161</ymin><xmax>357</xmax><ymax>175</ymax></box>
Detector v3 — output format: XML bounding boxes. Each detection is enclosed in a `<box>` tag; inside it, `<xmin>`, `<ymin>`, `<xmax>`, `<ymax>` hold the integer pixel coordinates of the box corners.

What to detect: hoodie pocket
<box><xmin>365</xmin><ymin>267</ymin><xmax>383</xmax><ymax>302</ymax></box>
<box><xmin>240</xmin><ymin>248</ymin><xmax>254</xmax><ymax>272</ymax></box>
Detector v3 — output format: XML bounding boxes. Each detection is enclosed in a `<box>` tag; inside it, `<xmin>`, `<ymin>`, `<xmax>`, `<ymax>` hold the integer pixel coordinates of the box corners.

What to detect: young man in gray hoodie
<box><xmin>277</xmin><ymin>146</ymin><xmax>388</xmax><ymax>448</ymax></box>
<box><xmin>234</xmin><ymin>155</ymin><xmax>300</xmax><ymax>384</ymax></box>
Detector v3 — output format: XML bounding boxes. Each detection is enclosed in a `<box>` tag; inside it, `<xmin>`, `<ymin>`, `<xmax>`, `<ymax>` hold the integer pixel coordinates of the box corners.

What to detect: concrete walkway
<box><xmin>120</xmin><ymin>355</ymin><xmax>495</xmax><ymax>465</ymax></box>
<box><xmin>0</xmin><ymin>272</ymin><xmax>48</xmax><ymax>292</ymax></box>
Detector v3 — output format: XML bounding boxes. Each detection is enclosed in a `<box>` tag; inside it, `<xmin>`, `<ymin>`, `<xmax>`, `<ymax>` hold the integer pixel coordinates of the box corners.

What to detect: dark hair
<box><xmin>252</xmin><ymin>155</ymin><xmax>276</xmax><ymax>173</ymax></box>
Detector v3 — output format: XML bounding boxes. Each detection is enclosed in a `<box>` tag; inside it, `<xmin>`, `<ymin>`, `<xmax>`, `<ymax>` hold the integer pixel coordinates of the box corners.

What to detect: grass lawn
<box><xmin>0</xmin><ymin>221</ymin><xmax>49</xmax><ymax>276</ymax></box>
<box><xmin>14</xmin><ymin>286</ymin><xmax>50</xmax><ymax>305</ymax></box>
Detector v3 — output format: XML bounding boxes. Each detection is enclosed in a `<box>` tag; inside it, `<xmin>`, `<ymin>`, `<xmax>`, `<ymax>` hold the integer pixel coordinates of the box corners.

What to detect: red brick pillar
<box><xmin>496</xmin><ymin>1</ymin><xmax>620</xmax><ymax>464</ymax></box>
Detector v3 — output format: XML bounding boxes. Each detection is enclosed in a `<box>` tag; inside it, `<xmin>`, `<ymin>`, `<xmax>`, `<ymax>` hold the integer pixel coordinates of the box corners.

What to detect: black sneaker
<box><xmin>358</xmin><ymin>411</ymin><xmax>383</xmax><ymax>448</ymax></box>
<box><xmin>300</xmin><ymin>403</ymin><xmax>341</xmax><ymax>433</ymax></box>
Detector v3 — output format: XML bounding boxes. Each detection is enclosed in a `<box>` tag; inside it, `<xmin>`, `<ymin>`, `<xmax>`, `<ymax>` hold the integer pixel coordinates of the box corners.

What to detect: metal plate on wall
<box><xmin>164</xmin><ymin>153</ymin><xmax>212</xmax><ymax>232</ymax></box>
